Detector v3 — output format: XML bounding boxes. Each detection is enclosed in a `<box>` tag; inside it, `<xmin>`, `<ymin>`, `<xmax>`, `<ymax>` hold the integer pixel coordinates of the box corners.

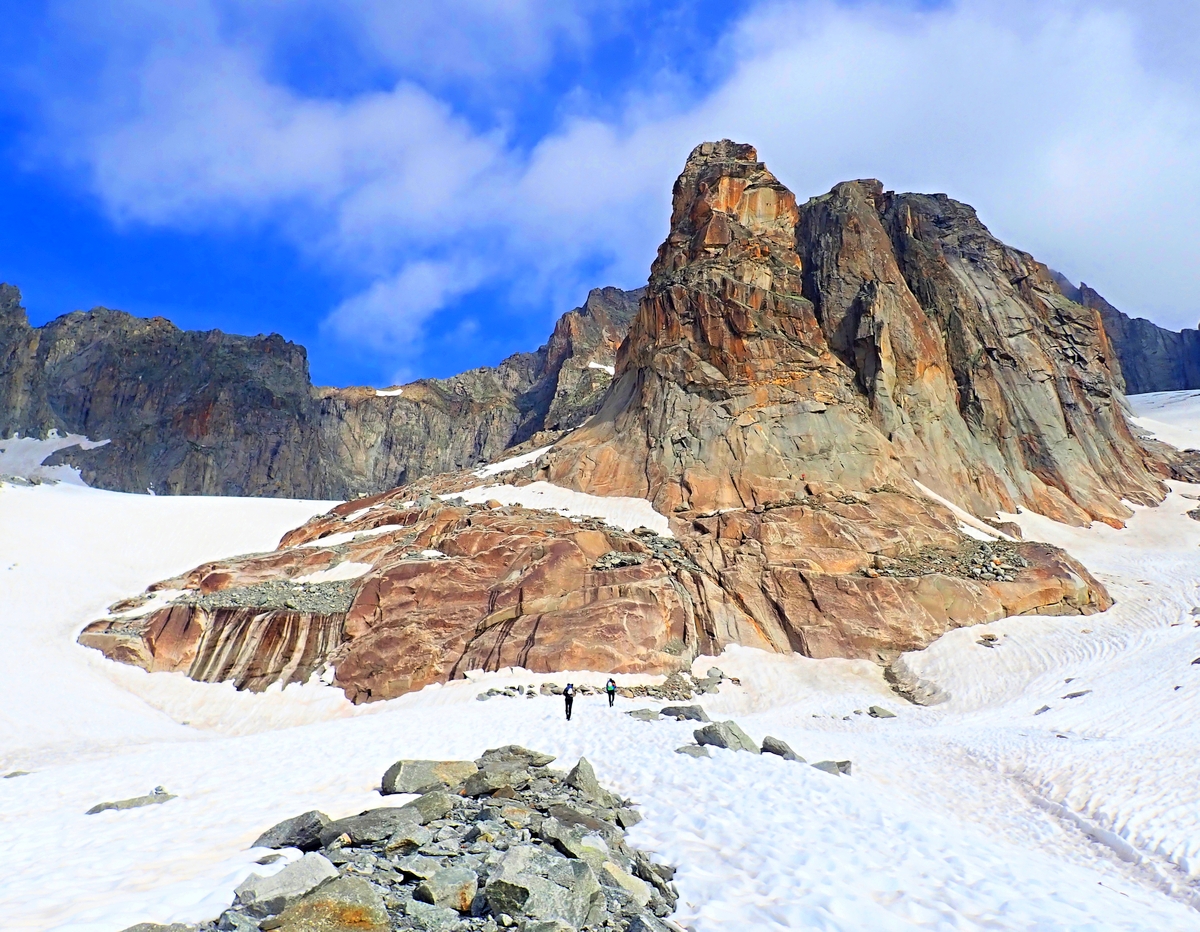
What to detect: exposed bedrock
<box><xmin>77</xmin><ymin>140</ymin><xmax>1166</xmax><ymax>699</ymax></box>
<box><xmin>79</xmin><ymin>490</ymin><xmax>1108</xmax><ymax>703</ymax></box>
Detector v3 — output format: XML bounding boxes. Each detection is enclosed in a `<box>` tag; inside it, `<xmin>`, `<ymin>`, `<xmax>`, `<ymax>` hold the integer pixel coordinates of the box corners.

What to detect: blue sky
<box><xmin>1</xmin><ymin>1</ymin><xmax>1198</xmax><ymax>388</ymax></box>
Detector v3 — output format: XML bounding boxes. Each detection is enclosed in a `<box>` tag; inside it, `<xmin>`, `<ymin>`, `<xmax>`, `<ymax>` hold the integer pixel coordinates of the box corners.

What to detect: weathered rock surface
<box><xmin>0</xmin><ymin>283</ymin><xmax>639</xmax><ymax>497</ymax></box>
<box><xmin>77</xmin><ymin>140</ymin><xmax>1172</xmax><ymax>698</ymax></box>
<box><xmin>1054</xmin><ymin>276</ymin><xmax>1200</xmax><ymax>394</ymax></box>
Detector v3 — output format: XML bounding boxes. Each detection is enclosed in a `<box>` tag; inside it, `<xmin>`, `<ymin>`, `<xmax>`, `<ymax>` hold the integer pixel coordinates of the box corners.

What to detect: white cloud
<box><xmin>17</xmin><ymin>0</ymin><xmax>1200</xmax><ymax>361</ymax></box>
<box><xmin>323</xmin><ymin>259</ymin><xmax>485</xmax><ymax>353</ymax></box>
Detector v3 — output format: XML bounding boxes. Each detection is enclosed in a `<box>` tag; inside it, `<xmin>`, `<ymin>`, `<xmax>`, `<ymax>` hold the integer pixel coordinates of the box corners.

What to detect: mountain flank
<box><xmin>0</xmin><ymin>284</ymin><xmax>638</xmax><ymax>497</ymax></box>
<box><xmin>78</xmin><ymin>140</ymin><xmax>1182</xmax><ymax>702</ymax></box>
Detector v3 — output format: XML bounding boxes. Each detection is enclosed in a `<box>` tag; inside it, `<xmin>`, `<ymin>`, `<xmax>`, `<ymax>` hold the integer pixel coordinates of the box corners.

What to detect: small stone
<box><xmin>693</xmin><ymin>721</ymin><xmax>758</xmax><ymax>754</ymax></box>
<box><xmin>384</xmin><ymin>823</ymin><xmax>434</xmax><ymax>853</ymax></box>
<box><xmin>217</xmin><ymin>909</ymin><xmax>259</xmax><ymax>932</ymax></box>
<box><xmin>395</xmin><ymin>854</ymin><xmax>443</xmax><ymax>881</ymax></box>
<box><xmin>1034</xmin><ymin>705</ymin><xmax>1051</xmax><ymax>715</ymax></box>
<box><xmin>760</xmin><ymin>736</ymin><xmax>803</xmax><ymax>762</ymax></box>
<box><xmin>1062</xmin><ymin>690</ymin><xmax>1092</xmax><ymax>699</ymax></box>
<box><xmin>811</xmin><ymin>760</ymin><xmax>844</xmax><ymax>776</ymax></box>
<box><xmin>398</xmin><ymin>790</ymin><xmax>455</xmax><ymax>824</ymax></box>
<box><xmin>615</xmin><ymin>807</ymin><xmax>643</xmax><ymax>829</ymax></box>
<box><xmin>415</xmin><ymin>866</ymin><xmax>479</xmax><ymax>913</ymax></box>
<box><xmin>867</xmin><ymin>706</ymin><xmax>896</xmax><ymax>719</ymax></box>
<box><xmin>675</xmin><ymin>745</ymin><xmax>709</xmax><ymax>758</ymax></box>
<box><xmin>627</xmin><ymin>709</ymin><xmax>661</xmax><ymax>722</ymax></box>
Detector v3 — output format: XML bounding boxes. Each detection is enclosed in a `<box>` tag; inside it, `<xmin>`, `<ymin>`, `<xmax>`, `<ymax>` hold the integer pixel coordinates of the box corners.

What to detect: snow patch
<box><xmin>472</xmin><ymin>444</ymin><xmax>554</xmax><ymax>478</ymax></box>
<box><xmin>374</xmin><ymin>387</ymin><xmax>404</xmax><ymax>397</ymax></box>
<box><xmin>587</xmin><ymin>360</ymin><xmax>616</xmax><ymax>376</ymax></box>
<box><xmin>913</xmin><ymin>479</ymin><xmax>1012</xmax><ymax>540</ymax></box>
<box><xmin>0</xmin><ymin>431</ymin><xmax>111</xmax><ymax>485</ymax></box>
<box><xmin>1128</xmin><ymin>389</ymin><xmax>1200</xmax><ymax>451</ymax></box>
<box><xmin>297</xmin><ymin>525</ymin><xmax>403</xmax><ymax>548</ymax></box>
<box><xmin>293</xmin><ymin>562</ymin><xmax>373</xmax><ymax>584</ymax></box>
<box><xmin>449</xmin><ymin>481</ymin><xmax>671</xmax><ymax>535</ymax></box>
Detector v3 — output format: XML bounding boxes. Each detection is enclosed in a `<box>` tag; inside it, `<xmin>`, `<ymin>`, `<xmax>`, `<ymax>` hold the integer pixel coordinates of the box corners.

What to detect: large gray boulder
<box><xmin>252</xmin><ymin>810</ymin><xmax>330</xmax><ymax>852</ymax></box>
<box><xmin>693</xmin><ymin>721</ymin><xmax>758</xmax><ymax>754</ymax></box>
<box><xmin>485</xmin><ymin>845</ymin><xmax>603</xmax><ymax>928</ymax></box>
<box><xmin>233</xmin><ymin>852</ymin><xmax>338</xmax><ymax>918</ymax></box>
<box><xmin>381</xmin><ymin>759</ymin><xmax>478</xmax><ymax>795</ymax></box>
<box><xmin>318</xmin><ymin>801</ymin><xmax>433</xmax><ymax>847</ymax></box>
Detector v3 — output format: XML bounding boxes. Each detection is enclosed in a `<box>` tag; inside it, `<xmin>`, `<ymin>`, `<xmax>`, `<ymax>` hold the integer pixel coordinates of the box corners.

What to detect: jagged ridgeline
<box><xmin>0</xmin><ymin>284</ymin><xmax>639</xmax><ymax>497</ymax></box>
<box><xmin>76</xmin><ymin>140</ymin><xmax>1195</xmax><ymax>701</ymax></box>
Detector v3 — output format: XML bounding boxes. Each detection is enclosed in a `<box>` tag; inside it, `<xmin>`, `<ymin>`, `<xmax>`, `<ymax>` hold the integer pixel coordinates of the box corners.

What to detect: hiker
<box><xmin>564</xmin><ymin>683</ymin><xmax>575</xmax><ymax>721</ymax></box>
<box><xmin>605</xmin><ymin>677</ymin><xmax>617</xmax><ymax>708</ymax></box>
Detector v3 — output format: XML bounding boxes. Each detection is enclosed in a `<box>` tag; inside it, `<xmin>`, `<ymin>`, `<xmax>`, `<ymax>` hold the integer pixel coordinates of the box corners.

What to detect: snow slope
<box><xmin>1128</xmin><ymin>390</ymin><xmax>1200</xmax><ymax>451</ymax></box>
<box><xmin>5</xmin><ymin>397</ymin><xmax>1200</xmax><ymax>929</ymax></box>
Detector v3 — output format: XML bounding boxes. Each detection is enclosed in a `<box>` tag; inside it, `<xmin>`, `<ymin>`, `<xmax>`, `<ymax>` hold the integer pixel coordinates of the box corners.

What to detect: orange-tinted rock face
<box><xmin>78</xmin><ymin>140</ymin><xmax>1145</xmax><ymax>701</ymax></box>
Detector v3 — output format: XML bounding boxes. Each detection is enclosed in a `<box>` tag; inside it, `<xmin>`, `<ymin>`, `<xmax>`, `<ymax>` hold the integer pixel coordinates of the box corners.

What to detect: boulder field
<box><xmin>80</xmin><ymin>140</ymin><xmax>1177</xmax><ymax>702</ymax></box>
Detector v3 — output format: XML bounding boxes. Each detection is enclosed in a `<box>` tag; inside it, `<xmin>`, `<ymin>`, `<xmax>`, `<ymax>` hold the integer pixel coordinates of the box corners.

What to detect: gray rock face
<box><xmin>0</xmin><ymin>283</ymin><xmax>640</xmax><ymax>498</ymax></box>
<box><xmin>694</xmin><ymin>721</ymin><xmax>759</xmax><ymax>754</ymax></box>
<box><xmin>233</xmin><ymin>852</ymin><xmax>339</xmax><ymax>917</ymax></box>
<box><xmin>253</xmin><ymin>810</ymin><xmax>331</xmax><ymax>852</ymax></box>
<box><xmin>1065</xmin><ymin>279</ymin><xmax>1200</xmax><ymax>394</ymax></box>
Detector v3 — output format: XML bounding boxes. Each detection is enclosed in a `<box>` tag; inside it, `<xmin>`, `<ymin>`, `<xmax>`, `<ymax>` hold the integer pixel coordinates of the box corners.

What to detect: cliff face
<box><xmin>0</xmin><ymin>285</ymin><xmax>639</xmax><ymax>496</ymax></box>
<box><xmin>81</xmin><ymin>140</ymin><xmax>1152</xmax><ymax>701</ymax></box>
<box><xmin>543</xmin><ymin>141</ymin><xmax>1162</xmax><ymax>527</ymax></box>
<box><xmin>1077</xmin><ymin>284</ymin><xmax>1200</xmax><ymax>395</ymax></box>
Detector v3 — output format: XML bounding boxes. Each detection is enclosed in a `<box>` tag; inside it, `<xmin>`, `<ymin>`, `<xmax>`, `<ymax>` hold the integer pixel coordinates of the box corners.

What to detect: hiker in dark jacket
<box><xmin>605</xmin><ymin>678</ymin><xmax>617</xmax><ymax>707</ymax></box>
<box><xmin>564</xmin><ymin>683</ymin><xmax>575</xmax><ymax>721</ymax></box>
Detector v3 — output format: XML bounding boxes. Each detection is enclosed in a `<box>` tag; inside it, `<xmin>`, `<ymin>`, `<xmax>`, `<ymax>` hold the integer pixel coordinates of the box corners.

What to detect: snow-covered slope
<box><xmin>1129</xmin><ymin>389</ymin><xmax>1200</xmax><ymax>451</ymax></box>
<box><xmin>6</xmin><ymin>397</ymin><xmax>1200</xmax><ymax>929</ymax></box>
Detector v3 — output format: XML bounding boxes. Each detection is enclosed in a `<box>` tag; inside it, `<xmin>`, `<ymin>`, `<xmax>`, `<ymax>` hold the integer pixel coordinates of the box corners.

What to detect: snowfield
<box><xmin>3</xmin><ymin>393</ymin><xmax>1200</xmax><ymax>929</ymax></box>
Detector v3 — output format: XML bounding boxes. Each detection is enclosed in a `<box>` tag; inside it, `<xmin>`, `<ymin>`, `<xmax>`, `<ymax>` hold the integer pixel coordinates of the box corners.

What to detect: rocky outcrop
<box><xmin>80</xmin><ymin>141</ymin><xmax>1166</xmax><ymax>697</ymax></box>
<box><xmin>0</xmin><ymin>284</ymin><xmax>639</xmax><ymax>497</ymax></box>
<box><xmin>183</xmin><ymin>747</ymin><xmax>680</xmax><ymax>932</ymax></box>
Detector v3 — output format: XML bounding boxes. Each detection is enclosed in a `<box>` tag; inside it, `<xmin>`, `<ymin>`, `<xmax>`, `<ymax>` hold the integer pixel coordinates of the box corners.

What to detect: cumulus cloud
<box><xmin>14</xmin><ymin>0</ymin><xmax>1200</xmax><ymax>370</ymax></box>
